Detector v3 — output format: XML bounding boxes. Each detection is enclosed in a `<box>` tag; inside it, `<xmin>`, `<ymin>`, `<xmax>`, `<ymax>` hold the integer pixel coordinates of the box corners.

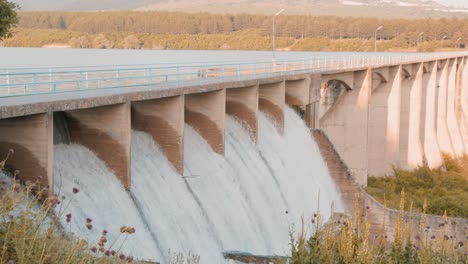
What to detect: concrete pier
<box><xmin>226</xmin><ymin>85</ymin><xmax>259</xmax><ymax>140</ymax></box>
<box><xmin>259</xmin><ymin>81</ymin><xmax>285</xmax><ymax>132</ymax></box>
<box><xmin>185</xmin><ymin>89</ymin><xmax>226</xmax><ymax>154</ymax></box>
<box><xmin>132</xmin><ymin>95</ymin><xmax>185</xmax><ymax>173</ymax></box>
<box><xmin>0</xmin><ymin>113</ymin><xmax>53</xmax><ymax>192</ymax></box>
<box><xmin>65</xmin><ymin>103</ymin><xmax>131</xmax><ymax>188</ymax></box>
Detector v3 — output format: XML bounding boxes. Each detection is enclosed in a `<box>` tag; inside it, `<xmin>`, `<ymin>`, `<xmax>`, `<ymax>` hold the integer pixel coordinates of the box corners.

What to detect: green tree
<box><xmin>0</xmin><ymin>0</ymin><xmax>19</xmax><ymax>40</ymax></box>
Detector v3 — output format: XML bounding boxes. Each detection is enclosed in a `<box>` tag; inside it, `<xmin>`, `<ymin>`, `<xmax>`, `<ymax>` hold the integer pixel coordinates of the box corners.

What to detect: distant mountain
<box><xmin>12</xmin><ymin>0</ymin><xmax>468</xmax><ymax>17</ymax></box>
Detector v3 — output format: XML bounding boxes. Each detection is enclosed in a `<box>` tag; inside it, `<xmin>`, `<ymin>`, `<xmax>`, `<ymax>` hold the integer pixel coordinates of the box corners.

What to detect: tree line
<box><xmin>17</xmin><ymin>11</ymin><xmax>468</xmax><ymax>45</ymax></box>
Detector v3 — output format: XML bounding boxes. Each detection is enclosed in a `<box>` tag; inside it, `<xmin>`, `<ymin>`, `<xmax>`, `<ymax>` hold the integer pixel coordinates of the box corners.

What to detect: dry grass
<box><xmin>0</xmin><ymin>150</ymin><xmax>138</xmax><ymax>264</ymax></box>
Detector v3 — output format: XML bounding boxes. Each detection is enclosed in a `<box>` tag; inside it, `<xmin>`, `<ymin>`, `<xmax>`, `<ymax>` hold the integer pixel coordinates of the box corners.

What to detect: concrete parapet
<box><xmin>285</xmin><ymin>77</ymin><xmax>311</xmax><ymax>107</ymax></box>
<box><xmin>132</xmin><ymin>96</ymin><xmax>184</xmax><ymax>173</ymax></box>
<box><xmin>368</xmin><ymin>66</ymin><xmax>401</xmax><ymax>176</ymax></box>
<box><xmin>0</xmin><ymin>113</ymin><xmax>53</xmax><ymax>193</ymax></box>
<box><xmin>259</xmin><ymin>81</ymin><xmax>285</xmax><ymax>132</ymax></box>
<box><xmin>226</xmin><ymin>85</ymin><xmax>259</xmax><ymax>140</ymax></box>
<box><xmin>65</xmin><ymin>103</ymin><xmax>131</xmax><ymax>188</ymax></box>
<box><xmin>185</xmin><ymin>89</ymin><xmax>226</xmax><ymax>154</ymax></box>
<box><xmin>320</xmin><ymin>69</ymin><xmax>371</xmax><ymax>186</ymax></box>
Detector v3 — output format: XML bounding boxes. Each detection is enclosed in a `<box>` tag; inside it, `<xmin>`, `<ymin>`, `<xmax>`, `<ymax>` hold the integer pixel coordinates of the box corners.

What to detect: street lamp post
<box><xmin>417</xmin><ymin>32</ymin><xmax>425</xmax><ymax>52</ymax></box>
<box><xmin>374</xmin><ymin>26</ymin><xmax>383</xmax><ymax>52</ymax></box>
<box><xmin>272</xmin><ymin>9</ymin><xmax>285</xmax><ymax>61</ymax></box>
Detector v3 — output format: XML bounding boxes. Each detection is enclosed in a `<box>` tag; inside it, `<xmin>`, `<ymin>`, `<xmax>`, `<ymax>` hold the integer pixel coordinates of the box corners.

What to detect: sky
<box><xmin>436</xmin><ymin>0</ymin><xmax>468</xmax><ymax>8</ymax></box>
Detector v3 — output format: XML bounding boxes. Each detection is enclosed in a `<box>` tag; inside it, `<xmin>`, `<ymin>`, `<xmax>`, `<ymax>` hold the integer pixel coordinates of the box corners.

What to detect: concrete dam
<box><xmin>0</xmin><ymin>49</ymin><xmax>467</xmax><ymax>262</ymax></box>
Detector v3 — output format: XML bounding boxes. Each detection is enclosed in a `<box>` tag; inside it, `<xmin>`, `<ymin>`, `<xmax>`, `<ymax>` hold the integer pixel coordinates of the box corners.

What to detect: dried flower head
<box><xmin>91</xmin><ymin>247</ymin><xmax>98</xmax><ymax>253</ymax></box>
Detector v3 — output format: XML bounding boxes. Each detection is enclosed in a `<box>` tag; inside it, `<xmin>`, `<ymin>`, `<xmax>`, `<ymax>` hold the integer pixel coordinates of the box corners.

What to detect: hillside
<box><xmin>11</xmin><ymin>0</ymin><xmax>468</xmax><ymax>18</ymax></box>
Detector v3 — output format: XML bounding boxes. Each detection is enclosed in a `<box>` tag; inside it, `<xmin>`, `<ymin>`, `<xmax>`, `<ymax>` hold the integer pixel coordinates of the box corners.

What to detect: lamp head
<box><xmin>275</xmin><ymin>9</ymin><xmax>285</xmax><ymax>16</ymax></box>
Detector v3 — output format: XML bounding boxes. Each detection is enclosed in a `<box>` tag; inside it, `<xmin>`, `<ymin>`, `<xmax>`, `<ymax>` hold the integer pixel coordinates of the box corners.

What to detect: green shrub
<box><xmin>366</xmin><ymin>155</ymin><xmax>468</xmax><ymax>217</ymax></box>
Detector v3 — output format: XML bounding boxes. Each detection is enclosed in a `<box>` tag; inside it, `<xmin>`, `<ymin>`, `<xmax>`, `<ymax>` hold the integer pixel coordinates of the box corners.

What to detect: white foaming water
<box><xmin>54</xmin><ymin>144</ymin><xmax>160</xmax><ymax>261</ymax></box>
<box><xmin>257</xmin><ymin>107</ymin><xmax>343</xmax><ymax>228</ymax></box>
<box><xmin>129</xmin><ymin>106</ymin><xmax>342</xmax><ymax>262</ymax></box>
<box><xmin>131</xmin><ymin>130</ymin><xmax>225</xmax><ymax>262</ymax></box>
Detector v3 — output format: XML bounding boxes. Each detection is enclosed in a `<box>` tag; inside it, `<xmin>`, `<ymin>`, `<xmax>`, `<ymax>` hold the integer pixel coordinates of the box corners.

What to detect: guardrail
<box><xmin>1</xmin><ymin>52</ymin><xmax>467</xmax><ymax>99</ymax></box>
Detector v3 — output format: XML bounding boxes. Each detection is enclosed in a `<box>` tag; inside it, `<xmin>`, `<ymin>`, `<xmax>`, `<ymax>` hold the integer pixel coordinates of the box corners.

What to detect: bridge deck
<box><xmin>1</xmin><ymin>50</ymin><xmax>467</xmax><ymax>119</ymax></box>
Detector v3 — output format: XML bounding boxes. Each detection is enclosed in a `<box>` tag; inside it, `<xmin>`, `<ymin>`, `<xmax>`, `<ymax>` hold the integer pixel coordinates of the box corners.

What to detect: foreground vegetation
<box><xmin>367</xmin><ymin>155</ymin><xmax>468</xmax><ymax>218</ymax></box>
<box><xmin>289</xmin><ymin>193</ymin><xmax>467</xmax><ymax>264</ymax></box>
<box><xmin>0</xmin><ymin>152</ymin><xmax>138</xmax><ymax>264</ymax></box>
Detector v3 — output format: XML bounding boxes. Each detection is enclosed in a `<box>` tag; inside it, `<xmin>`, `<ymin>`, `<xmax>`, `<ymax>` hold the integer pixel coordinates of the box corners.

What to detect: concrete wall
<box><xmin>320</xmin><ymin>69</ymin><xmax>372</xmax><ymax>186</ymax></box>
<box><xmin>65</xmin><ymin>103</ymin><xmax>131</xmax><ymax>188</ymax></box>
<box><xmin>226</xmin><ymin>85</ymin><xmax>259</xmax><ymax>140</ymax></box>
<box><xmin>185</xmin><ymin>89</ymin><xmax>226</xmax><ymax>154</ymax></box>
<box><xmin>132</xmin><ymin>96</ymin><xmax>185</xmax><ymax>173</ymax></box>
<box><xmin>259</xmin><ymin>81</ymin><xmax>285</xmax><ymax>132</ymax></box>
<box><xmin>0</xmin><ymin>113</ymin><xmax>53</xmax><ymax>193</ymax></box>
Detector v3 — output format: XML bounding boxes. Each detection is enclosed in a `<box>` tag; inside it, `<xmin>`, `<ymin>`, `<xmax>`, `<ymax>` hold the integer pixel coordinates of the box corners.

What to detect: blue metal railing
<box><xmin>0</xmin><ymin>52</ymin><xmax>467</xmax><ymax>100</ymax></box>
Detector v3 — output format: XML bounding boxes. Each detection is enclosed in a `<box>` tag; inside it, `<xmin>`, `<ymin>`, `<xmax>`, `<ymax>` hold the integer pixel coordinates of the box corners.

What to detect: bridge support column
<box><xmin>259</xmin><ymin>81</ymin><xmax>285</xmax><ymax>132</ymax></box>
<box><xmin>185</xmin><ymin>89</ymin><xmax>225</xmax><ymax>154</ymax></box>
<box><xmin>305</xmin><ymin>74</ymin><xmax>321</xmax><ymax>129</ymax></box>
<box><xmin>132</xmin><ymin>96</ymin><xmax>184</xmax><ymax>173</ymax></box>
<box><xmin>446</xmin><ymin>58</ymin><xmax>465</xmax><ymax>156</ymax></box>
<box><xmin>367</xmin><ymin>66</ymin><xmax>401</xmax><ymax>176</ymax></box>
<box><xmin>226</xmin><ymin>85</ymin><xmax>259</xmax><ymax>140</ymax></box>
<box><xmin>436</xmin><ymin>60</ymin><xmax>455</xmax><ymax>155</ymax></box>
<box><xmin>421</xmin><ymin>62</ymin><xmax>443</xmax><ymax>168</ymax></box>
<box><xmin>65</xmin><ymin>103</ymin><xmax>131</xmax><ymax>188</ymax></box>
<box><xmin>0</xmin><ymin>113</ymin><xmax>53</xmax><ymax>193</ymax></box>
<box><xmin>399</xmin><ymin>63</ymin><xmax>424</xmax><ymax>170</ymax></box>
<box><xmin>320</xmin><ymin>69</ymin><xmax>372</xmax><ymax>186</ymax></box>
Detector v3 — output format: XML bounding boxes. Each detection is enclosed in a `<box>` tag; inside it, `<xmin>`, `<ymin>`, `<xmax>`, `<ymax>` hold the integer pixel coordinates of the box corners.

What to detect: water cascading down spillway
<box><xmin>53</xmin><ymin>106</ymin><xmax>343</xmax><ymax>263</ymax></box>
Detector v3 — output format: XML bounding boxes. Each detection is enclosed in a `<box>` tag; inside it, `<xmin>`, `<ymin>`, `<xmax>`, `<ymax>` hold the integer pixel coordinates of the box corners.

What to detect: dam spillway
<box><xmin>53</xmin><ymin>106</ymin><xmax>342</xmax><ymax>262</ymax></box>
<box><xmin>1</xmin><ymin>49</ymin><xmax>468</xmax><ymax>262</ymax></box>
